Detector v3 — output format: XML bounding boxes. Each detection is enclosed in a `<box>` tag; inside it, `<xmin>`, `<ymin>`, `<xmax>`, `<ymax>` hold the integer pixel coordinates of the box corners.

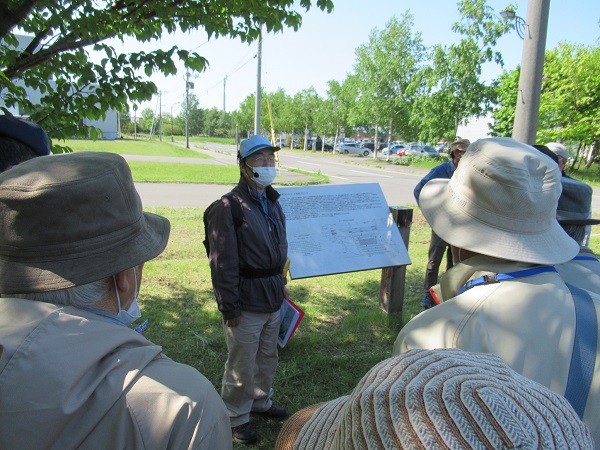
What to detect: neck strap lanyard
<box><xmin>564</xmin><ymin>283</ymin><xmax>597</xmax><ymax>419</ymax></box>
<box><xmin>456</xmin><ymin>266</ymin><xmax>558</xmax><ymax>296</ymax></box>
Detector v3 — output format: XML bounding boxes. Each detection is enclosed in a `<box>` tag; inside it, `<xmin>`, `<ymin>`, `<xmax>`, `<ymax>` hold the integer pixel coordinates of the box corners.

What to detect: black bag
<box><xmin>203</xmin><ymin>192</ymin><xmax>242</xmax><ymax>258</ymax></box>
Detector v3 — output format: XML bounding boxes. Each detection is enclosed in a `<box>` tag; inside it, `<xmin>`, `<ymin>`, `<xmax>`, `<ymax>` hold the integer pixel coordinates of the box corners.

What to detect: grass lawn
<box><xmin>63</xmin><ymin>138</ymin><xmax>211</xmax><ymax>158</ymax></box>
<box><xmin>139</xmin><ymin>206</ymin><xmax>600</xmax><ymax>450</ymax></box>
<box><xmin>126</xmin><ymin>161</ymin><xmax>240</xmax><ymax>183</ymax></box>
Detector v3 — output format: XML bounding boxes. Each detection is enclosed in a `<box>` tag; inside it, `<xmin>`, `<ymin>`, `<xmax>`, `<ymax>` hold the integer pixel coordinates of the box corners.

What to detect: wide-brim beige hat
<box><xmin>0</xmin><ymin>152</ymin><xmax>170</xmax><ymax>293</ymax></box>
<box><xmin>275</xmin><ymin>348</ymin><xmax>593</xmax><ymax>450</ymax></box>
<box><xmin>419</xmin><ymin>137</ymin><xmax>579</xmax><ymax>265</ymax></box>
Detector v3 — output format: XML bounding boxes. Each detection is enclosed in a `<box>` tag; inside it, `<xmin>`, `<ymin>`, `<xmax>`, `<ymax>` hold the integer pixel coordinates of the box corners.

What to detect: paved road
<box><xmin>133</xmin><ymin>142</ymin><xmax>600</xmax><ymax>212</ymax></box>
<box><xmin>133</xmin><ymin>142</ymin><xmax>428</xmax><ymax>208</ymax></box>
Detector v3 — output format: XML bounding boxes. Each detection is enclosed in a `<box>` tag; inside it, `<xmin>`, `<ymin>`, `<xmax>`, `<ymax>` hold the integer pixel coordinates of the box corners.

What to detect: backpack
<box><xmin>203</xmin><ymin>192</ymin><xmax>243</xmax><ymax>258</ymax></box>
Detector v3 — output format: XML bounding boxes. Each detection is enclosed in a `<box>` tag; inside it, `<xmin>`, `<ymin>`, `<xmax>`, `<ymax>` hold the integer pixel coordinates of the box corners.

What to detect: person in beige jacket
<box><xmin>394</xmin><ymin>138</ymin><xmax>600</xmax><ymax>445</ymax></box>
<box><xmin>0</xmin><ymin>152</ymin><xmax>232</xmax><ymax>449</ymax></box>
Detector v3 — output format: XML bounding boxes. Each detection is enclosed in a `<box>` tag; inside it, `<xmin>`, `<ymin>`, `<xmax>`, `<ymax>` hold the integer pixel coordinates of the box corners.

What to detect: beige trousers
<box><xmin>222</xmin><ymin>309</ymin><xmax>281</xmax><ymax>427</ymax></box>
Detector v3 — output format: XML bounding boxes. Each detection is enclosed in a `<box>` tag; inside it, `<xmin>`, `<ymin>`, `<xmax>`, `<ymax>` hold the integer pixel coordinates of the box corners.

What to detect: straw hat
<box><xmin>275</xmin><ymin>349</ymin><xmax>593</xmax><ymax>450</ymax></box>
<box><xmin>418</xmin><ymin>137</ymin><xmax>579</xmax><ymax>264</ymax></box>
<box><xmin>0</xmin><ymin>152</ymin><xmax>170</xmax><ymax>293</ymax></box>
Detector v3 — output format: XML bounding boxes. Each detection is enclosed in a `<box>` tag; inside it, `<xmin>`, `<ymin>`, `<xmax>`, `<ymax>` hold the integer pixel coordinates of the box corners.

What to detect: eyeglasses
<box><xmin>454</xmin><ymin>149</ymin><xmax>466</xmax><ymax>156</ymax></box>
<box><xmin>247</xmin><ymin>155</ymin><xmax>277</xmax><ymax>165</ymax></box>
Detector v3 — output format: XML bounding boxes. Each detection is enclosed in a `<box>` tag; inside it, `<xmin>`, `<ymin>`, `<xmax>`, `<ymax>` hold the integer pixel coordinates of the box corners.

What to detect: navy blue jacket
<box><xmin>414</xmin><ymin>160</ymin><xmax>457</xmax><ymax>205</ymax></box>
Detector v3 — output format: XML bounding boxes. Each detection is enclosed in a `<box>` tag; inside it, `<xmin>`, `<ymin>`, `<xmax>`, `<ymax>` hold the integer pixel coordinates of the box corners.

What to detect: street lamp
<box><xmin>499</xmin><ymin>9</ymin><xmax>529</xmax><ymax>39</ymax></box>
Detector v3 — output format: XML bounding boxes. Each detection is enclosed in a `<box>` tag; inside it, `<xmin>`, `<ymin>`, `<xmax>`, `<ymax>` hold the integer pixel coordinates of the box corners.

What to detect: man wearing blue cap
<box><xmin>205</xmin><ymin>135</ymin><xmax>289</xmax><ymax>445</ymax></box>
<box><xmin>0</xmin><ymin>115</ymin><xmax>52</xmax><ymax>172</ymax></box>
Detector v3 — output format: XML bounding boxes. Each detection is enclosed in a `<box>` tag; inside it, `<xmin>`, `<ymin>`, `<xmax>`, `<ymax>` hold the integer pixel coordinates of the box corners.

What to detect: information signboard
<box><xmin>278</xmin><ymin>183</ymin><xmax>411</xmax><ymax>279</ymax></box>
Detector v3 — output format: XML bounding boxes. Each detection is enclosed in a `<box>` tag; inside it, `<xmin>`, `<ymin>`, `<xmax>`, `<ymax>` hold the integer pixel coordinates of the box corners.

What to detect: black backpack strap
<box><xmin>223</xmin><ymin>192</ymin><xmax>243</xmax><ymax>228</ymax></box>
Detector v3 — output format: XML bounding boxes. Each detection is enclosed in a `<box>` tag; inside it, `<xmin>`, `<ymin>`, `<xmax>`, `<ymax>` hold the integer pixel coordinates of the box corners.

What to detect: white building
<box><xmin>456</xmin><ymin>114</ymin><xmax>494</xmax><ymax>142</ymax></box>
<box><xmin>1</xmin><ymin>35</ymin><xmax>119</xmax><ymax>140</ymax></box>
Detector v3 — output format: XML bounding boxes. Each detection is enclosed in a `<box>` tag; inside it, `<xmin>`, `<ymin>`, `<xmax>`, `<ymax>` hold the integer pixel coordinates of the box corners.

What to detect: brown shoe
<box><xmin>253</xmin><ymin>403</ymin><xmax>287</xmax><ymax>420</ymax></box>
<box><xmin>232</xmin><ymin>422</ymin><xmax>257</xmax><ymax>444</ymax></box>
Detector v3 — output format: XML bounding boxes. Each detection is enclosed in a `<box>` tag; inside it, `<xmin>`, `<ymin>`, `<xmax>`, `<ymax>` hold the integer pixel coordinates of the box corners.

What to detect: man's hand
<box><xmin>225</xmin><ymin>317</ymin><xmax>240</xmax><ymax>327</ymax></box>
<box><xmin>283</xmin><ymin>286</ymin><xmax>290</xmax><ymax>301</ymax></box>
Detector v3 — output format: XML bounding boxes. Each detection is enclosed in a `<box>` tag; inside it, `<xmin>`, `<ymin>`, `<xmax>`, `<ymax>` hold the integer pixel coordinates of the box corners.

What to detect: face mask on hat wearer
<box><xmin>247</xmin><ymin>165</ymin><xmax>277</xmax><ymax>189</ymax></box>
<box><xmin>114</xmin><ymin>266</ymin><xmax>141</xmax><ymax>326</ymax></box>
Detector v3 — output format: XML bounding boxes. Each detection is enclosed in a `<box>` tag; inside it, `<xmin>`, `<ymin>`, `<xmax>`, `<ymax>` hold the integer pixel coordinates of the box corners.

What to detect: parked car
<box><xmin>405</xmin><ymin>144</ymin><xmax>439</xmax><ymax>157</ymax></box>
<box><xmin>396</xmin><ymin>146</ymin><xmax>407</xmax><ymax>157</ymax></box>
<box><xmin>315</xmin><ymin>138</ymin><xmax>333</xmax><ymax>151</ymax></box>
<box><xmin>434</xmin><ymin>142</ymin><xmax>449</xmax><ymax>153</ymax></box>
<box><xmin>380</xmin><ymin>143</ymin><xmax>406</xmax><ymax>155</ymax></box>
<box><xmin>360</xmin><ymin>142</ymin><xmax>375</xmax><ymax>151</ymax></box>
<box><xmin>335</xmin><ymin>142</ymin><xmax>371</xmax><ymax>156</ymax></box>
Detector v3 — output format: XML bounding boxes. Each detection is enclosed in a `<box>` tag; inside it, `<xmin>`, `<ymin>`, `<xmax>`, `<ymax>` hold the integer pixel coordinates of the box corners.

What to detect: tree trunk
<box><xmin>373</xmin><ymin>123</ymin><xmax>379</xmax><ymax>159</ymax></box>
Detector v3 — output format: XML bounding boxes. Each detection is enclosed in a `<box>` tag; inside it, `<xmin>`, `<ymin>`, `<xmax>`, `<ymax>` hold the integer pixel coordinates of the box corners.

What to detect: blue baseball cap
<box><xmin>239</xmin><ymin>135</ymin><xmax>279</xmax><ymax>159</ymax></box>
<box><xmin>0</xmin><ymin>116</ymin><xmax>52</xmax><ymax>156</ymax></box>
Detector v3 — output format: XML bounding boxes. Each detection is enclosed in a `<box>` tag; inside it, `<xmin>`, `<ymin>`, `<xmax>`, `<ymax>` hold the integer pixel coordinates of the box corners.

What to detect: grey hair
<box><xmin>9</xmin><ymin>277</ymin><xmax>112</xmax><ymax>309</ymax></box>
<box><xmin>561</xmin><ymin>224</ymin><xmax>586</xmax><ymax>246</ymax></box>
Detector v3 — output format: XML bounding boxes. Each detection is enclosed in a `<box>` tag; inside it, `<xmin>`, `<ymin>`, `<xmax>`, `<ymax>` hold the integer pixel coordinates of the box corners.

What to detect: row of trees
<box><xmin>1</xmin><ymin>0</ymin><xmax>334</xmax><ymax>142</ymax></box>
<box><xmin>2</xmin><ymin>1</ymin><xmax>597</xmax><ymax>160</ymax></box>
<box><xmin>491</xmin><ymin>42</ymin><xmax>600</xmax><ymax>165</ymax></box>
<box><xmin>121</xmin><ymin>98</ymin><xmax>234</xmax><ymax>138</ymax></box>
<box><xmin>144</xmin><ymin>0</ymin><xmax>510</xmax><ymax>149</ymax></box>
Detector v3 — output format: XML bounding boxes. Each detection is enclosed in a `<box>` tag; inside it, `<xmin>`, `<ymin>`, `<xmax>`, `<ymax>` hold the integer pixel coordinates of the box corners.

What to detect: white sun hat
<box><xmin>546</xmin><ymin>141</ymin><xmax>569</xmax><ymax>160</ymax></box>
<box><xmin>418</xmin><ymin>137</ymin><xmax>578</xmax><ymax>265</ymax></box>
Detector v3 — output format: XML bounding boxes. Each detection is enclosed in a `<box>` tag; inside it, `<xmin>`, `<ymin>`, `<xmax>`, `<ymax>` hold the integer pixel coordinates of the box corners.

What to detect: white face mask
<box><xmin>114</xmin><ymin>266</ymin><xmax>141</xmax><ymax>326</ymax></box>
<box><xmin>250</xmin><ymin>166</ymin><xmax>277</xmax><ymax>189</ymax></box>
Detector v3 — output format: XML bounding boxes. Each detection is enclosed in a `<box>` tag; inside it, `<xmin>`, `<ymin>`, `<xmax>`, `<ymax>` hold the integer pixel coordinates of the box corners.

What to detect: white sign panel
<box><xmin>278</xmin><ymin>183</ymin><xmax>411</xmax><ymax>279</ymax></box>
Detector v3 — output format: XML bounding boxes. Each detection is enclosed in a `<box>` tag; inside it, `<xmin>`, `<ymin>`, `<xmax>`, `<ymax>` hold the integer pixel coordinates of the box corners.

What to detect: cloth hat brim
<box><xmin>239</xmin><ymin>135</ymin><xmax>280</xmax><ymax>158</ymax></box>
<box><xmin>241</xmin><ymin>143</ymin><xmax>280</xmax><ymax>159</ymax></box>
<box><xmin>0</xmin><ymin>212</ymin><xmax>169</xmax><ymax>293</ymax></box>
<box><xmin>419</xmin><ymin>138</ymin><xmax>579</xmax><ymax>265</ymax></box>
<box><xmin>420</xmin><ymin>178</ymin><xmax>578</xmax><ymax>264</ymax></box>
<box><xmin>0</xmin><ymin>152</ymin><xmax>170</xmax><ymax>293</ymax></box>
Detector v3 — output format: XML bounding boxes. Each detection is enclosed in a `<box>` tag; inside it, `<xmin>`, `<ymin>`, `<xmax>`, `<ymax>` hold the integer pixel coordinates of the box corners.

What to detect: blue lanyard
<box><xmin>456</xmin><ymin>266</ymin><xmax>558</xmax><ymax>296</ymax></box>
<box><xmin>572</xmin><ymin>255</ymin><xmax>598</xmax><ymax>261</ymax></box>
<box><xmin>564</xmin><ymin>283</ymin><xmax>597</xmax><ymax>419</ymax></box>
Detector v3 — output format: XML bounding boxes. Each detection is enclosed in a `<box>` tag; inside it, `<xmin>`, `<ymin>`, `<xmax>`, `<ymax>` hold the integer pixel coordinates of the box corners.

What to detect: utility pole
<box><xmin>223</xmin><ymin>76</ymin><xmax>227</xmax><ymax>112</ymax></box>
<box><xmin>254</xmin><ymin>34</ymin><xmax>262</xmax><ymax>135</ymax></box>
<box><xmin>133</xmin><ymin>104</ymin><xmax>137</xmax><ymax>140</ymax></box>
<box><xmin>171</xmin><ymin>102</ymin><xmax>180</xmax><ymax>142</ymax></box>
<box><xmin>511</xmin><ymin>0</ymin><xmax>550</xmax><ymax>145</ymax></box>
<box><xmin>158</xmin><ymin>91</ymin><xmax>163</xmax><ymax>142</ymax></box>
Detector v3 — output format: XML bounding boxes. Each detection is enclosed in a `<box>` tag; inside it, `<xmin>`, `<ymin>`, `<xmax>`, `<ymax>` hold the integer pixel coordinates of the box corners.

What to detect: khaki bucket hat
<box><xmin>419</xmin><ymin>137</ymin><xmax>579</xmax><ymax>265</ymax></box>
<box><xmin>0</xmin><ymin>152</ymin><xmax>170</xmax><ymax>293</ymax></box>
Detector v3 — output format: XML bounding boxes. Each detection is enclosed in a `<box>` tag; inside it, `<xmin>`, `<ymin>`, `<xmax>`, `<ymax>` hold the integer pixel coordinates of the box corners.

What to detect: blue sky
<box><xmin>105</xmin><ymin>0</ymin><xmax>600</xmax><ymax>116</ymax></box>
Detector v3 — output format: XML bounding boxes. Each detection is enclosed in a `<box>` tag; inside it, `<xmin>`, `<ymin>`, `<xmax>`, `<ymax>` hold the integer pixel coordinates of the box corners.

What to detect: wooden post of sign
<box><xmin>379</xmin><ymin>206</ymin><xmax>413</xmax><ymax>314</ymax></box>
